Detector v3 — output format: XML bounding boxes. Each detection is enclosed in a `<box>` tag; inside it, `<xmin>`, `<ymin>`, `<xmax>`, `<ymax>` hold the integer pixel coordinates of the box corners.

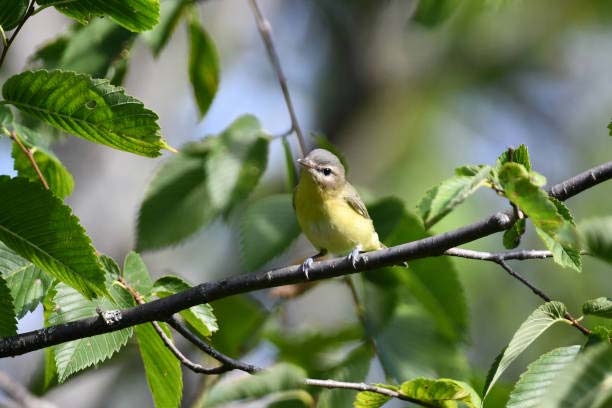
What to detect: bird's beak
<box><xmin>297</xmin><ymin>158</ymin><xmax>316</xmax><ymax>169</ymax></box>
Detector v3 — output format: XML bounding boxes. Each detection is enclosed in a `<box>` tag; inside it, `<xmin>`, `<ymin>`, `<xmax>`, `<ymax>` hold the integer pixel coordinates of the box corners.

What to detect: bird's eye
<box><xmin>323</xmin><ymin>168</ymin><xmax>332</xmax><ymax>176</ymax></box>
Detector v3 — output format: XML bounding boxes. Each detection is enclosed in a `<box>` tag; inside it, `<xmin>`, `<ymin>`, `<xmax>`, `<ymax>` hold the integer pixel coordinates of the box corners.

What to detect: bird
<box><xmin>293</xmin><ymin>148</ymin><xmax>383</xmax><ymax>278</ymax></box>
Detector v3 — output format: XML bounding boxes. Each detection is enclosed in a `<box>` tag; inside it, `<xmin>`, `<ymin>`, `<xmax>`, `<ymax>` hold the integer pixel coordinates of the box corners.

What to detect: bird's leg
<box><xmin>347</xmin><ymin>245</ymin><xmax>364</xmax><ymax>270</ymax></box>
<box><xmin>300</xmin><ymin>250</ymin><xmax>327</xmax><ymax>280</ymax></box>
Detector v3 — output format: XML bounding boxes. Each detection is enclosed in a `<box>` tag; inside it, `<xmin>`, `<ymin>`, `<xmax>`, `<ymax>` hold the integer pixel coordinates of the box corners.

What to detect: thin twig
<box><xmin>248</xmin><ymin>0</ymin><xmax>307</xmax><ymax>156</ymax></box>
<box><xmin>8</xmin><ymin>131</ymin><xmax>50</xmax><ymax>190</ymax></box>
<box><xmin>0</xmin><ymin>0</ymin><xmax>36</xmax><ymax>68</ymax></box>
<box><xmin>0</xmin><ymin>371</ymin><xmax>56</xmax><ymax>408</ymax></box>
<box><xmin>304</xmin><ymin>379</ymin><xmax>438</xmax><ymax>408</ymax></box>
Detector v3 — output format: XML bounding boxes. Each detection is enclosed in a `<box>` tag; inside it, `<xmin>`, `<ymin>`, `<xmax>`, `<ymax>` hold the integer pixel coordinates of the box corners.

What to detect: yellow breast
<box><xmin>294</xmin><ymin>175</ymin><xmax>381</xmax><ymax>255</ymax></box>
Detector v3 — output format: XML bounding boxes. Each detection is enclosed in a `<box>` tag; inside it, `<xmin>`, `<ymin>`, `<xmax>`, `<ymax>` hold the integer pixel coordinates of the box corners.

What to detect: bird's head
<box><xmin>297</xmin><ymin>149</ymin><xmax>346</xmax><ymax>191</ymax></box>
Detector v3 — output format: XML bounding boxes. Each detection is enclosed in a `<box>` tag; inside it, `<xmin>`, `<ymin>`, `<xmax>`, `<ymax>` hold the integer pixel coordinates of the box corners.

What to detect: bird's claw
<box><xmin>300</xmin><ymin>257</ymin><xmax>314</xmax><ymax>280</ymax></box>
<box><xmin>347</xmin><ymin>247</ymin><xmax>363</xmax><ymax>270</ymax></box>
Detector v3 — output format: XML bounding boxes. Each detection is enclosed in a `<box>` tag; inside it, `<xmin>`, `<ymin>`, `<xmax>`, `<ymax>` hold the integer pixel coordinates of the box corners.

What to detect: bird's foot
<box><xmin>347</xmin><ymin>247</ymin><xmax>365</xmax><ymax>270</ymax></box>
<box><xmin>300</xmin><ymin>257</ymin><xmax>314</xmax><ymax>280</ymax></box>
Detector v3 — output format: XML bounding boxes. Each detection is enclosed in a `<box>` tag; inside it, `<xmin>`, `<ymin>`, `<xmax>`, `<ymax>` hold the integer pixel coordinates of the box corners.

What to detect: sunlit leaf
<box><xmin>37</xmin><ymin>0</ymin><xmax>160</xmax><ymax>32</ymax></box>
<box><xmin>582</xmin><ymin>297</ymin><xmax>612</xmax><ymax>318</ymax></box>
<box><xmin>535</xmin><ymin>228</ymin><xmax>582</xmax><ymax>272</ymax></box>
<box><xmin>507</xmin><ymin>345</ymin><xmax>581</xmax><ymax>408</ymax></box>
<box><xmin>135</xmin><ymin>322</ymin><xmax>182</xmax><ymax>408</ymax></box>
<box><xmin>2</xmin><ymin>70</ymin><xmax>167</xmax><ymax>157</ymax></box>
<box><xmin>418</xmin><ymin>165</ymin><xmax>491</xmax><ymax>229</ymax></box>
<box><xmin>188</xmin><ymin>16</ymin><xmax>220</xmax><ymax>118</ymax></box>
<box><xmin>0</xmin><ymin>0</ymin><xmax>28</xmax><ymax>31</ymax></box>
<box><xmin>353</xmin><ymin>384</ymin><xmax>398</xmax><ymax>408</ymax></box>
<box><xmin>497</xmin><ymin>144</ymin><xmax>531</xmax><ymax>172</ymax></box>
<box><xmin>400</xmin><ymin>377</ymin><xmax>481</xmax><ymax>408</ymax></box>
<box><xmin>0</xmin><ymin>176</ymin><xmax>105</xmax><ymax>298</ymax></box>
<box><xmin>202</xmin><ymin>363</ymin><xmax>306</xmax><ymax>407</ymax></box>
<box><xmin>483</xmin><ymin>301</ymin><xmax>568</xmax><ymax>397</ymax></box>
<box><xmin>239</xmin><ymin>194</ymin><xmax>300</xmax><ymax>271</ymax></box>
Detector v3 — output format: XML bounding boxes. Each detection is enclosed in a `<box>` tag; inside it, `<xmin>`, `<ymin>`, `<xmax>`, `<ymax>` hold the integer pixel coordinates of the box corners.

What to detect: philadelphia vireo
<box><xmin>293</xmin><ymin>148</ymin><xmax>383</xmax><ymax>277</ymax></box>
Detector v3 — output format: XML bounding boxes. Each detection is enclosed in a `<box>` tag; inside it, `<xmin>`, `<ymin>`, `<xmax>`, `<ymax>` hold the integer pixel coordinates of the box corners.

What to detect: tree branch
<box><xmin>248</xmin><ymin>0</ymin><xmax>308</xmax><ymax>157</ymax></box>
<box><xmin>0</xmin><ymin>161</ymin><xmax>610</xmax><ymax>357</ymax></box>
<box><xmin>8</xmin><ymin>131</ymin><xmax>50</xmax><ymax>190</ymax></box>
<box><xmin>0</xmin><ymin>0</ymin><xmax>36</xmax><ymax>69</ymax></box>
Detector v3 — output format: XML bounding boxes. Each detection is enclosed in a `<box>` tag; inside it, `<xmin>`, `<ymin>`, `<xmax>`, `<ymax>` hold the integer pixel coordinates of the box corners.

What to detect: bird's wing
<box><xmin>343</xmin><ymin>184</ymin><xmax>370</xmax><ymax>219</ymax></box>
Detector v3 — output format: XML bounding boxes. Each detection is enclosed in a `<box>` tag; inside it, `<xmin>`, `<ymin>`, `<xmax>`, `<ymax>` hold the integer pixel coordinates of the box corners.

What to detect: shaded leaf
<box><xmin>0</xmin><ymin>0</ymin><xmax>28</xmax><ymax>31</ymax></box>
<box><xmin>188</xmin><ymin>16</ymin><xmax>220</xmax><ymax>118</ymax></box>
<box><xmin>210</xmin><ymin>295</ymin><xmax>266</xmax><ymax>356</ymax></box>
<box><xmin>37</xmin><ymin>0</ymin><xmax>160</xmax><ymax>32</ymax></box>
<box><xmin>0</xmin><ymin>105</ymin><xmax>13</xmax><ymax>128</ymax></box>
<box><xmin>144</xmin><ymin>0</ymin><xmax>188</xmax><ymax>56</ymax></box>
<box><xmin>579</xmin><ymin>216</ymin><xmax>612</xmax><ymax>264</ymax></box>
<box><xmin>503</xmin><ymin>218</ymin><xmax>526</xmax><ymax>249</ymax></box>
<box><xmin>0</xmin><ymin>275</ymin><xmax>17</xmax><ymax>337</ymax></box>
<box><xmin>507</xmin><ymin>345</ymin><xmax>581</xmax><ymax>408</ymax></box>
<box><xmin>267</xmin><ymin>390</ymin><xmax>314</xmax><ymax>408</ymax></box>
<box><xmin>151</xmin><ymin>275</ymin><xmax>218</xmax><ymax>336</ymax></box>
<box><xmin>135</xmin><ymin>322</ymin><xmax>182</xmax><ymax>408</ymax></box>
<box><xmin>281</xmin><ymin>136</ymin><xmax>298</xmax><ymax>189</ymax></box>
<box><xmin>483</xmin><ymin>301</ymin><xmax>568</xmax><ymax>397</ymax></box>
<box><xmin>2</xmin><ymin>70</ymin><xmax>167</xmax><ymax>157</ymax></box>
<box><xmin>0</xmin><ymin>177</ymin><xmax>105</xmax><ymax>298</ymax></box>
<box><xmin>400</xmin><ymin>377</ymin><xmax>481</xmax><ymax>408</ymax></box>
<box><xmin>413</xmin><ymin>0</ymin><xmax>460</xmax><ymax>27</ymax></box>
<box><xmin>239</xmin><ymin>194</ymin><xmax>300</xmax><ymax>271</ymax></box>
<box><xmin>122</xmin><ymin>251</ymin><xmax>153</xmax><ymax>295</ymax></box>
<box><xmin>541</xmin><ymin>343</ymin><xmax>612</xmax><ymax>408</ymax></box>
<box><xmin>418</xmin><ymin>165</ymin><xmax>491</xmax><ymax>229</ymax></box>
<box><xmin>354</xmin><ymin>384</ymin><xmax>398</xmax><ymax>408</ymax></box>
<box><xmin>203</xmin><ymin>363</ymin><xmax>306</xmax><ymax>407</ymax></box>
<box><xmin>582</xmin><ymin>297</ymin><xmax>612</xmax><ymax>318</ymax></box>
<box><xmin>0</xmin><ymin>242</ymin><xmax>52</xmax><ymax>318</ymax></box>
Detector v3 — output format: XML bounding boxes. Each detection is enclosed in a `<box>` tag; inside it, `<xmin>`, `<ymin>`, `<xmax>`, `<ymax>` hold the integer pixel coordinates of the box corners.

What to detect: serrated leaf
<box><xmin>354</xmin><ymin>384</ymin><xmax>398</xmax><ymax>408</ymax></box>
<box><xmin>582</xmin><ymin>297</ymin><xmax>612</xmax><ymax>318</ymax></box>
<box><xmin>497</xmin><ymin>144</ymin><xmax>531</xmax><ymax>172</ymax></box>
<box><xmin>48</xmin><ymin>280</ymin><xmax>135</xmax><ymax>382</ymax></box>
<box><xmin>579</xmin><ymin>216</ymin><xmax>612</xmax><ymax>264</ymax></box>
<box><xmin>399</xmin><ymin>377</ymin><xmax>482</xmax><ymax>408</ymax></box>
<box><xmin>37</xmin><ymin>0</ymin><xmax>160</xmax><ymax>32</ymax></box>
<box><xmin>0</xmin><ymin>176</ymin><xmax>105</xmax><ymax>298</ymax></box>
<box><xmin>122</xmin><ymin>251</ymin><xmax>153</xmax><ymax>295</ymax></box>
<box><xmin>12</xmin><ymin>137</ymin><xmax>74</xmax><ymax>199</ymax></box>
<box><xmin>412</xmin><ymin>0</ymin><xmax>459</xmax><ymax>27</ymax></box>
<box><xmin>144</xmin><ymin>0</ymin><xmax>188</xmax><ymax>56</ymax></box>
<box><xmin>503</xmin><ymin>218</ymin><xmax>526</xmax><ymax>249</ymax></box>
<box><xmin>455</xmin><ymin>164</ymin><xmax>487</xmax><ymax>177</ymax></box>
<box><xmin>535</xmin><ymin>228</ymin><xmax>582</xmax><ymax>272</ymax></box>
<box><xmin>2</xmin><ymin>70</ymin><xmax>166</xmax><ymax>157</ymax></box>
<box><xmin>203</xmin><ymin>363</ymin><xmax>306</xmax><ymax>407</ymax></box>
<box><xmin>135</xmin><ymin>322</ymin><xmax>182</xmax><ymax>408</ymax></box>
<box><xmin>137</xmin><ymin>114</ymin><xmax>268</xmax><ymax>250</ymax></box>
<box><xmin>507</xmin><ymin>345</ymin><xmax>581</xmax><ymax>408</ymax></box>
<box><xmin>0</xmin><ymin>242</ymin><xmax>52</xmax><ymax>318</ymax></box>
<box><xmin>483</xmin><ymin>301</ymin><xmax>568</xmax><ymax>397</ymax></box>
<box><xmin>188</xmin><ymin>16</ymin><xmax>219</xmax><ymax>118</ymax></box>
<box><xmin>0</xmin><ymin>0</ymin><xmax>28</xmax><ymax>31</ymax></box>
<box><xmin>0</xmin><ymin>275</ymin><xmax>17</xmax><ymax>337</ymax></box>
<box><xmin>239</xmin><ymin>194</ymin><xmax>300</xmax><ymax>271</ymax></box>
<box><xmin>418</xmin><ymin>165</ymin><xmax>491</xmax><ymax>229</ymax></box>
<box><xmin>541</xmin><ymin>343</ymin><xmax>612</xmax><ymax>408</ymax></box>
<box><xmin>151</xmin><ymin>275</ymin><xmax>217</xmax><ymax>336</ymax></box>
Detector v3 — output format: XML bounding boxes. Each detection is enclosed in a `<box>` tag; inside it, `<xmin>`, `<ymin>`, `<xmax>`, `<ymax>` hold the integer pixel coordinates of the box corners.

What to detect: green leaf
<box><xmin>28</xmin><ymin>32</ymin><xmax>70</xmax><ymax>70</ymax></box>
<box><xmin>37</xmin><ymin>0</ymin><xmax>160</xmax><ymax>32</ymax></box>
<box><xmin>210</xmin><ymin>295</ymin><xmax>266</xmax><ymax>356</ymax></box>
<box><xmin>281</xmin><ymin>136</ymin><xmax>298</xmax><ymax>189</ymax></box>
<box><xmin>497</xmin><ymin>144</ymin><xmax>531</xmax><ymax>172</ymax></box>
<box><xmin>135</xmin><ymin>322</ymin><xmax>183</xmax><ymax>408</ymax></box>
<box><xmin>507</xmin><ymin>345</ymin><xmax>581</xmax><ymax>408</ymax></box>
<box><xmin>454</xmin><ymin>164</ymin><xmax>488</xmax><ymax>177</ymax></box>
<box><xmin>399</xmin><ymin>377</ymin><xmax>482</xmax><ymax>408</ymax></box>
<box><xmin>317</xmin><ymin>345</ymin><xmax>374</xmax><ymax>408</ymax></box>
<box><xmin>579</xmin><ymin>216</ymin><xmax>612</xmax><ymax>264</ymax></box>
<box><xmin>151</xmin><ymin>275</ymin><xmax>218</xmax><ymax>336</ymax></box>
<box><xmin>188</xmin><ymin>16</ymin><xmax>220</xmax><ymax>118</ymax></box>
<box><xmin>122</xmin><ymin>251</ymin><xmax>153</xmax><ymax>295</ymax></box>
<box><xmin>12</xmin><ymin>137</ymin><xmax>74</xmax><ymax>199</ymax></box>
<box><xmin>0</xmin><ymin>0</ymin><xmax>28</xmax><ymax>31</ymax></box>
<box><xmin>585</xmin><ymin>326</ymin><xmax>611</xmax><ymax>347</ymax></box>
<box><xmin>266</xmin><ymin>390</ymin><xmax>314</xmax><ymax>408</ymax></box>
<box><xmin>354</xmin><ymin>384</ymin><xmax>398</xmax><ymax>408</ymax></box>
<box><xmin>144</xmin><ymin>0</ymin><xmax>188</xmax><ymax>56</ymax></box>
<box><xmin>483</xmin><ymin>301</ymin><xmax>568</xmax><ymax>397</ymax></box>
<box><xmin>417</xmin><ymin>165</ymin><xmax>491</xmax><ymax>229</ymax></box>
<box><xmin>536</xmin><ymin>228</ymin><xmax>582</xmax><ymax>272</ymax></box>
<box><xmin>203</xmin><ymin>363</ymin><xmax>306</xmax><ymax>407</ymax></box>
<box><xmin>412</xmin><ymin>0</ymin><xmax>460</xmax><ymax>27</ymax></box>
<box><xmin>582</xmin><ymin>297</ymin><xmax>612</xmax><ymax>318</ymax></box>
<box><xmin>0</xmin><ymin>105</ymin><xmax>13</xmax><ymax>128</ymax></box>
<box><xmin>541</xmin><ymin>343</ymin><xmax>612</xmax><ymax>408</ymax></box>
<box><xmin>0</xmin><ymin>241</ymin><xmax>52</xmax><ymax>318</ymax></box>
<box><xmin>0</xmin><ymin>275</ymin><xmax>17</xmax><ymax>337</ymax></box>
<box><xmin>137</xmin><ymin>115</ymin><xmax>268</xmax><ymax>250</ymax></box>
<box><xmin>239</xmin><ymin>194</ymin><xmax>300</xmax><ymax>271</ymax></box>
<box><xmin>0</xmin><ymin>176</ymin><xmax>105</xmax><ymax>298</ymax></box>
<box><xmin>48</xmin><ymin>278</ymin><xmax>135</xmax><ymax>382</ymax></box>
<box><xmin>503</xmin><ymin>218</ymin><xmax>526</xmax><ymax>249</ymax></box>
<box><xmin>2</xmin><ymin>70</ymin><xmax>167</xmax><ymax>157</ymax></box>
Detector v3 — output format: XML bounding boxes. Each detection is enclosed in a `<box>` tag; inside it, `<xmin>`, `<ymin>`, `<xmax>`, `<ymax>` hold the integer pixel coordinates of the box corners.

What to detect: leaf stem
<box><xmin>0</xmin><ymin>0</ymin><xmax>36</xmax><ymax>69</ymax></box>
<box><xmin>8</xmin><ymin>131</ymin><xmax>50</xmax><ymax>190</ymax></box>
<box><xmin>247</xmin><ymin>0</ymin><xmax>308</xmax><ymax>157</ymax></box>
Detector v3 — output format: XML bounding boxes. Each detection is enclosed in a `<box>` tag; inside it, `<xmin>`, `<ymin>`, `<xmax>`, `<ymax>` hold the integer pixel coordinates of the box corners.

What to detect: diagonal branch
<box><xmin>8</xmin><ymin>131</ymin><xmax>49</xmax><ymax>190</ymax></box>
<box><xmin>0</xmin><ymin>161</ymin><xmax>610</xmax><ymax>357</ymax></box>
